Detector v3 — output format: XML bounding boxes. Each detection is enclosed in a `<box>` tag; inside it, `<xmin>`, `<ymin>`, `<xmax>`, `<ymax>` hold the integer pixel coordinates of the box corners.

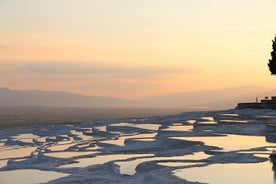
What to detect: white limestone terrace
<box><xmin>0</xmin><ymin>108</ymin><xmax>276</xmax><ymax>184</ymax></box>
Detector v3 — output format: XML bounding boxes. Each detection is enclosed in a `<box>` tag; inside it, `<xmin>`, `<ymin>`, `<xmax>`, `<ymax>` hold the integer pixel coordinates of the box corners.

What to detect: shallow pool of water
<box><xmin>219</xmin><ymin>119</ymin><xmax>248</xmax><ymax>124</ymax></box>
<box><xmin>60</xmin><ymin>154</ymin><xmax>152</xmax><ymax>168</ymax></box>
<box><xmin>173</xmin><ymin>135</ymin><xmax>275</xmax><ymax>151</ymax></box>
<box><xmin>0</xmin><ymin>160</ymin><xmax>7</xmax><ymax>168</ymax></box>
<box><xmin>201</xmin><ymin>117</ymin><xmax>214</xmax><ymax>121</ymax></box>
<box><xmin>220</xmin><ymin>113</ymin><xmax>239</xmax><ymax>117</ymax></box>
<box><xmin>110</xmin><ymin>123</ymin><xmax>160</xmax><ymax>131</ymax></box>
<box><xmin>162</xmin><ymin>125</ymin><xmax>193</xmax><ymax>132</ymax></box>
<box><xmin>100</xmin><ymin>133</ymin><xmax>157</xmax><ymax>146</ymax></box>
<box><xmin>0</xmin><ymin>146</ymin><xmax>37</xmax><ymax>159</ymax></box>
<box><xmin>11</xmin><ymin>133</ymin><xmax>39</xmax><ymax>144</ymax></box>
<box><xmin>174</xmin><ymin>161</ymin><xmax>275</xmax><ymax>184</ymax></box>
<box><xmin>158</xmin><ymin>162</ymin><xmax>206</xmax><ymax>167</ymax></box>
<box><xmin>95</xmin><ymin>126</ymin><xmax>107</xmax><ymax>132</ymax></box>
<box><xmin>44</xmin><ymin>151</ymin><xmax>98</xmax><ymax>158</ymax></box>
<box><xmin>0</xmin><ymin>169</ymin><xmax>69</xmax><ymax>184</ymax></box>
<box><xmin>115</xmin><ymin>152</ymin><xmax>209</xmax><ymax>175</ymax></box>
<box><xmin>48</xmin><ymin>141</ymin><xmax>76</xmax><ymax>152</ymax></box>
<box><xmin>186</xmin><ymin>120</ymin><xmax>196</xmax><ymax>124</ymax></box>
<box><xmin>70</xmin><ymin>130</ymin><xmax>94</xmax><ymax>141</ymax></box>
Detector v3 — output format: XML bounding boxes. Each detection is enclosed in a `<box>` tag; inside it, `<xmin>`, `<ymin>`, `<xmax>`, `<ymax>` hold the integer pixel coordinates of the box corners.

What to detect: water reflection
<box><xmin>115</xmin><ymin>152</ymin><xmax>209</xmax><ymax>175</ymax></box>
<box><xmin>162</xmin><ymin>125</ymin><xmax>192</xmax><ymax>132</ymax></box>
<box><xmin>220</xmin><ymin>113</ymin><xmax>239</xmax><ymax>117</ymax></box>
<box><xmin>0</xmin><ymin>169</ymin><xmax>69</xmax><ymax>184</ymax></box>
<box><xmin>174</xmin><ymin>162</ymin><xmax>274</xmax><ymax>184</ymax></box>
<box><xmin>0</xmin><ymin>146</ymin><xmax>37</xmax><ymax>159</ymax></box>
<box><xmin>11</xmin><ymin>133</ymin><xmax>39</xmax><ymax>144</ymax></box>
<box><xmin>44</xmin><ymin>151</ymin><xmax>99</xmax><ymax>158</ymax></box>
<box><xmin>0</xmin><ymin>160</ymin><xmax>8</xmax><ymax>168</ymax></box>
<box><xmin>100</xmin><ymin>133</ymin><xmax>157</xmax><ymax>146</ymax></box>
<box><xmin>173</xmin><ymin>135</ymin><xmax>275</xmax><ymax>151</ymax></box>
<box><xmin>110</xmin><ymin>123</ymin><xmax>160</xmax><ymax>131</ymax></box>
<box><xmin>158</xmin><ymin>162</ymin><xmax>205</xmax><ymax>167</ymax></box>
<box><xmin>61</xmin><ymin>154</ymin><xmax>152</xmax><ymax>168</ymax></box>
<box><xmin>218</xmin><ymin>119</ymin><xmax>248</xmax><ymax>124</ymax></box>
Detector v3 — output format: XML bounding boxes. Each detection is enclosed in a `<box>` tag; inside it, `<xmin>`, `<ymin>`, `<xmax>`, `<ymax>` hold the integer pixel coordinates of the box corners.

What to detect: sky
<box><xmin>1</xmin><ymin>0</ymin><xmax>276</xmax><ymax>99</ymax></box>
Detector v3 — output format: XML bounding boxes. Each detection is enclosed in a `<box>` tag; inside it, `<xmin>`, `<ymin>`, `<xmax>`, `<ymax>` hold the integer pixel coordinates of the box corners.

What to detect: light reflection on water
<box><xmin>115</xmin><ymin>152</ymin><xmax>209</xmax><ymax>175</ymax></box>
<box><xmin>95</xmin><ymin>126</ymin><xmax>106</xmax><ymax>132</ymax></box>
<box><xmin>110</xmin><ymin>123</ymin><xmax>160</xmax><ymax>131</ymax></box>
<box><xmin>60</xmin><ymin>154</ymin><xmax>152</xmax><ymax>168</ymax></box>
<box><xmin>100</xmin><ymin>133</ymin><xmax>157</xmax><ymax>146</ymax></box>
<box><xmin>70</xmin><ymin>130</ymin><xmax>94</xmax><ymax>140</ymax></box>
<box><xmin>220</xmin><ymin>113</ymin><xmax>239</xmax><ymax>117</ymax></box>
<box><xmin>173</xmin><ymin>135</ymin><xmax>276</xmax><ymax>151</ymax></box>
<box><xmin>186</xmin><ymin>120</ymin><xmax>196</xmax><ymax>124</ymax></box>
<box><xmin>219</xmin><ymin>119</ymin><xmax>248</xmax><ymax>123</ymax></box>
<box><xmin>44</xmin><ymin>151</ymin><xmax>99</xmax><ymax>158</ymax></box>
<box><xmin>162</xmin><ymin>125</ymin><xmax>193</xmax><ymax>131</ymax></box>
<box><xmin>49</xmin><ymin>141</ymin><xmax>77</xmax><ymax>152</ymax></box>
<box><xmin>0</xmin><ymin>169</ymin><xmax>69</xmax><ymax>184</ymax></box>
<box><xmin>158</xmin><ymin>162</ymin><xmax>205</xmax><ymax>167</ymax></box>
<box><xmin>11</xmin><ymin>133</ymin><xmax>39</xmax><ymax>144</ymax></box>
<box><xmin>0</xmin><ymin>146</ymin><xmax>37</xmax><ymax>159</ymax></box>
<box><xmin>174</xmin><ymin>162</ymin><xmax>275</xmax><ymax>184</ymax></box>
<box><xmin>0</xmin><ymin>160</ymin><xmax>8</xmax><ymax>168</ymax></box>
<box><xmin>201</xmin><ymin>117</ymin><xmax>214</xmax><ymax>121</ymax></box>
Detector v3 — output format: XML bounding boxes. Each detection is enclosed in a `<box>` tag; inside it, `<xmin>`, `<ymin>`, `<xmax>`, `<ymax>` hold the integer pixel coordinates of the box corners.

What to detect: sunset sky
<box><xmin>1</xmin><ymin>0</ymin><xmax>276</xmax><ymax>99</ymax></box>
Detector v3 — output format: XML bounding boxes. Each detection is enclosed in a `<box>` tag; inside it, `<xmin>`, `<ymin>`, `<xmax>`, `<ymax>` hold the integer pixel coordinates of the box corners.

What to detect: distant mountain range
<box><xmin>138</xmin><ymin>86</ymin><xmax>269</xmax><ymax>109</ymax></box>
<box><xmin>0</xmin><ymin>87</ymin><xmax>131</xmax><ymax>107</ymax></box>
<box><xmin>0</xmin><ymin>86</ymin><xmax>274</xmax><ymax>110</ymax></box>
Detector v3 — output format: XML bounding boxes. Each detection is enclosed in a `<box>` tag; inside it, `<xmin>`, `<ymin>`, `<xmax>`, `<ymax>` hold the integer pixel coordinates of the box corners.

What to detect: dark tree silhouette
<box><xmin>268</xmin><ymin>35</ymin><xmax>276</xmax><ymax>75</ymax></box>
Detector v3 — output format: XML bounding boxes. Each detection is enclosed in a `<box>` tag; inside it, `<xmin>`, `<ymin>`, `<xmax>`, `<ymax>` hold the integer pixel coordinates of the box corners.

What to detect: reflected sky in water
<box><xmin>0</xmin><ymin>169</ymin><xmax>69</xmax><ymax>184</ymax></box>
<box><xmin>173</xmin><ymin>135</ymin><xmax>275</xmax><ymax>151</ymax></box>
<box><xmin>175</xmin><ymin>162</ymin><xmax>275</xmax><ymax>184</ymax></box>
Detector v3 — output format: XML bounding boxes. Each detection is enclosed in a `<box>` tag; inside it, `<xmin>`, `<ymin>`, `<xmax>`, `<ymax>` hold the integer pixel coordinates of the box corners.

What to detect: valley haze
<box><xmin>0</xmin><ymin>86</ymin><xmax>274</xmax><ymax>129</ymax></box>
<box><xmin>0</xmin><ymin>86</ymin><xmax>273</xmax><ymax>109</ymax></box>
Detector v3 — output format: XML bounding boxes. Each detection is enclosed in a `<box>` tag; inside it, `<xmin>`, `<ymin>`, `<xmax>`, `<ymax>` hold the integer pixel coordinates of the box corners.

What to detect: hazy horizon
<box><xmin>1</xmin><ymin>85</ymin><xmax>276</xmax><ymax>110</ymax></box>
<box><xmin>0</xmin><ymin>84</ymin><xmax>272</xmax><ymax>99</ymax></box>
<box><xmin>1</xmin><ymin>1</ymin><xmax>276</xmax><ymax>99</ymax></box>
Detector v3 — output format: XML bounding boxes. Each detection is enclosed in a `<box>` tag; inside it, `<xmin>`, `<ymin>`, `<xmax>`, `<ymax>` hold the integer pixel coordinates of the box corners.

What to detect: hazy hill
<box><xmin>138</xmin><ymin>86</ymin><xmax>269</xmax><ymax>109</ymax></box>
<box><xmin>0</xmin><ymin>87</ymin><xmax>131</xmax><ymax>107</ymax></box>
<box><xmin>0</xmin><ymin>86</ymin><xmax>272</xmax><ymax>109</ymax></box>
